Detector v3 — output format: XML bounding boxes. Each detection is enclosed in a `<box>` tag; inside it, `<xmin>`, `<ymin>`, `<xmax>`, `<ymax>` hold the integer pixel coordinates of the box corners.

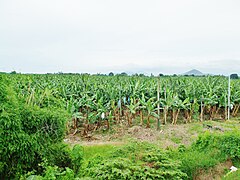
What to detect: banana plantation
<box><xmin>9</xmin><ymin>74</ymin><xmax>240</xmax><ymax>134</ymax></box>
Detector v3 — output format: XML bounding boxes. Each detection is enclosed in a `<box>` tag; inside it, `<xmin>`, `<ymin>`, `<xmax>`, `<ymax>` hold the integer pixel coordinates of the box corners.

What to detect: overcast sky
<box><xmin>0</xmin><ymin>0</ymin><xmax>240</xmax><ymax>75</ymax></box>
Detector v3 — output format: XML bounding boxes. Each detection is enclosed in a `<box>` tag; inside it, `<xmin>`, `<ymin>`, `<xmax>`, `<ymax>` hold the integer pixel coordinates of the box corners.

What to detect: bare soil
<box><xmin>194</xmin><ymin>159</ymin><xmax>233</xmax><ymax>180</ymax></box>
<box><xmin>65</xmin><ymin>120</ymin><xmax>240</xmax><ymax>148</ymax></box>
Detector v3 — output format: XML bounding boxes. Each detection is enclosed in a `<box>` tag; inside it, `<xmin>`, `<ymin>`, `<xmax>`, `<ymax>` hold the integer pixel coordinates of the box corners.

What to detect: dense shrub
<box><xmin>169</xmin><ymin>147</ymin><xmax>225</xmax><ymax>178</ymax></box>
<box><xmin>168</xmin><ymin>131</ymin><xmax>240</xmax><ymax>179</ymax></box>
<box><xmin>70</xmin><ymin>145</ymin><xmax>84</xmax><ymax>174</ymax></box>
<box><xmin>81</xmin><ymin>143</ymin><xmax>188</xmax><ymax>180</ymax></box>
<box><xmin>0</xmin><ymin>75</ymin><xmax>70</xmax><ymax>179</ymax></box>
<box><xmin>194</xmin><ymin>131</ymin><xmax>240</xmax><ymax>159</ymax></box>
<box><xmin>83</xmin><ymin>156</ymin><xmax>187</xmax><ymax>180</ymax></box>
<box><xmin>22</xmin><ymin>166</ymin><xmax>76</xmax><ymax>180</ymax></box>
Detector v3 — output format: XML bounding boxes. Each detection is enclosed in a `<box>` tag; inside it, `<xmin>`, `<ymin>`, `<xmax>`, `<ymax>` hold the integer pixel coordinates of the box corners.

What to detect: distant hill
<box><xmin>183</xmin><ymin>69</ymin><xmax>203</xmax><ymax>76</ymax></box>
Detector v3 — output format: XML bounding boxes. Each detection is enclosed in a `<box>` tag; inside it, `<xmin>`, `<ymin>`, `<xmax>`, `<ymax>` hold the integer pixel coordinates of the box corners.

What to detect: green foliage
<box><xmin>83</xmin><ymin>157</ymin><xmax>187</xmax><ymax>180</ymax></box>
<box><xmin>194</xmin><ymin>131</ymin><xmax>240</xmax><ymax>159</ymax></box>
<box><xmin>168</xmin><ymin>131</ymin><xmax>240</xmax><ymax>179</ymax></box>
<box><xmin>21</xmin><ymin>145</ymin><xmax>85</xmax><ymax>180</ymax></box>
<box><xmin>9</xmin><ymin>73</ymin><xmax>240</xmax><ymax>127</ymax></box>
<box><xmin>23</xmin><ymin>134</ymin><xmax>240</xmax><ymax>180</ymax></box>
<box><xmin>223</xmin><ymin>170</ymin><xmax>240</xmax><ymax>180</ymax></box>
<box><xmin>23</xmin><ymin>166</ymin><xmax>76</xmax><ymax>180</ymax></box>
<box><xmin>83</xmin><ymin>144</ymin><xmax>118</xmax><ymax>160</ymax></box>
<box><xmin>43</xmin><ymin>143</ymin><xmax>72</xmax><ymax>168</ymax></box>
<box><xmin>81</xmin><ymin>143</ymin><xmax>188</xmax><ymax>179</ymax></box>
<box><xmin>171</xmin><ymin>148</ymin><xmax>224</xmax><ymax>178</ymax></box>
<box><xmin>71</xmin><ymin>145</ymin><xmax>84</xmax><ymax>174</ymax></box>
<box><xmin>2</xmin><ymin>73</ymin><xmax>240</xmax><ymax>179</ymax></box>
<box><xmin>0</xmin><ymin>75</ymin><xmax>70</xmax><ymax>179</ymax></box>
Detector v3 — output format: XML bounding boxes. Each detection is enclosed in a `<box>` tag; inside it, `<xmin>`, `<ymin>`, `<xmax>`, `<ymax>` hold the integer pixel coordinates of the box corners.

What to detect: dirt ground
<box><xmin>194</xmin><ymin>159</ymin><xmax>233</xmax><ymax>180</ymax></box>
<box><xmin>65</xmin><ymin>120</ymin><xmax>240</xmax><ymax>148</ymax></box>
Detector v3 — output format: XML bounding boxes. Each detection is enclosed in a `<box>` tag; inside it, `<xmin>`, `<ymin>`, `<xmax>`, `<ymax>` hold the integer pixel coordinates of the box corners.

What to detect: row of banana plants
<box><xmin>8</xmin><ymin>74</ymin><xmax>240</xmax><ymax>133</ymax></box>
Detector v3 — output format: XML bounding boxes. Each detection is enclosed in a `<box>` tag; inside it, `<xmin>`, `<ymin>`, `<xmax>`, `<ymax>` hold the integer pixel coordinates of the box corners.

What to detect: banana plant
<box><xmin>142</xmin><ymin>97</ymin><xmax>159</xmax><ymax>128</ymax></box>
<box><xmin>126</xmin><ymin>98</ymin><xmax>140</xmax><ymax>126</ymax></box>
<box><xmin>95</xmin><ymin>97</ymin><xmax>107</xmax><ymax>130</ymax></box>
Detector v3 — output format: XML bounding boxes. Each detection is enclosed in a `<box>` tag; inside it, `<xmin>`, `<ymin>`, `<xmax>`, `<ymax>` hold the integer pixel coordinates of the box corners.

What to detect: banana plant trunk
<box><xmin>164</xmin><ymin>107</ymin><xmax>168</xmax><ymax>124</ymax></box>
<box><xmin>232</xmin><ymin>104</ymin><xmax>240</xmax><ymax>116</ymax></box>
<box><xmin>200</xmin><ymin>106</ymin><xmax>204</xmax><ymax>122</ymax></box>
<box><xmin>146</xmin><ymin>115</ymin><xmax>150</xmax><ymax>128</ymax></box>
<box><xmin>140</xmin><ymin>110</ymin><xmax>143</xmax><ymax>126</ymax></box>
<box><xmin>175</xmin><ymin>109</ymin><xmax>180</xmax><ymax>125</ymax></box>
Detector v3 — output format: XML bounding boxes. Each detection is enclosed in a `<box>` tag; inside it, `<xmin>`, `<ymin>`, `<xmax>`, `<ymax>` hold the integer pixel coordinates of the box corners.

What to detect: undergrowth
<box><xmin>24</xmin><ymin>130</ymin><xmax>240</xmax><ymax>179</ymax></box>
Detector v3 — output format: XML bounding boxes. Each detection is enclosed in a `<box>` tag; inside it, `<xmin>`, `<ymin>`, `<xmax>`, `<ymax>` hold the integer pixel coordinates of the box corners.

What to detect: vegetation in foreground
<box><xmin>1</xmin><ymin>74</ymin><xmax>240</xmax><ymax>179</ymax></box>
<box><xmin>20</xmin><ymin>130</ymin><xmax>240</xmax><ymax>179</ymax></box>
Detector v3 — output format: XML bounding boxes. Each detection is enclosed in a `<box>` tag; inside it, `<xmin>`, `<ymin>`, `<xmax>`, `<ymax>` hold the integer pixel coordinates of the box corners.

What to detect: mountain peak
<box><xmin>183</xmin><ymin>69</ymin><xmax>203</xmax><ymax>76</ymax></box>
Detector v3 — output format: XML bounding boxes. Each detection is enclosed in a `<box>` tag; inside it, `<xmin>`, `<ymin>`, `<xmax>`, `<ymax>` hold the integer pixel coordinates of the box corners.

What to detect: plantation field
<box><xmin>9</xmin><ymin>74</ymin><xmax>240</xmax><ymax>129</ymax></box>
<box><xmin>0</xmin><ymin>73</ymin><xmax>240</xmax><ymax>179</ymax></box>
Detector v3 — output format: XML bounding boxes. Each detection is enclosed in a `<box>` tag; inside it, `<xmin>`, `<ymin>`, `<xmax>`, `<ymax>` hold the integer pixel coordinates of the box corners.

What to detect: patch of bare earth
<box><xmin>65</xmin><ymin>121</ymin><xmax>237</xmax><ymax>148</ymax></box>
<box><xmin>194</xmin><ymin>159</ymin><xmax>233</xmax><ymax>180</ymax></box>
<box><xmin>159</xmin><ymin>124</ymin><xmax>197</xmax><ymax>148</ymax></box>
<box><xmin>126</xmin><ymin>126</ymin><xmax>163</xmax><ymax>142</ymax></box>
<box><xmin>65</xmin><ymin>124</ymin><xmax>196</xmax><ymax>148</ymax></box>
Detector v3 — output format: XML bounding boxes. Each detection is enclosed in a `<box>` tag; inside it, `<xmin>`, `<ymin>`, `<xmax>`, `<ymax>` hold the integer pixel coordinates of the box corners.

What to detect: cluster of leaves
<box><xmin>20</xmin><ymin>144</ymin><xmax>84</xmax><ymax>180</ymax></box>
<box><xmin>80</xmin><ymin>143</ymin><xmax>188</xmax><ymax>180</ymax></box>
<box><xmin>22</xmin><ymin>166</ymin><xmax>76</xmax><ymax>180</ymax></box>
<box><xmin>168</xmin><ymin>131</ymin><xmax>240</xmax><ymax>179</ymax></box>
<box><xmin>0</xmin><ymin>75</ymin><xmax>72</xmax><ymax>179</ymax></box>
<box><xmin>193</xmin><ymin>130</ymin><xmax>240</xmax><ymax>159</ymax></box>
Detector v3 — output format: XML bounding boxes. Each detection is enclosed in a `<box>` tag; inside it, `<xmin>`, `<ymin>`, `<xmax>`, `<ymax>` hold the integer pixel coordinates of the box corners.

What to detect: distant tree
<box><xmin>120</xmin><ymin>72</ymin><xmax>128</xmax><ymax>76</ymax></box>
<box><xmin>139</xmin><ymin>73</ymin><xmax>145</xmax><ymax>77</ymax></box>
<box><xmin>95</xmin><ymin>73</ymin><xmax>106</xmax><ymax>76</ymax></box>
<box><xmin>230</xmin><ymin>74</ymin><xmax>238</xmax><ymax>79</ymax></box>
<box><xmin>81</xmin><ymin>73</ymin><xmax>90</xmax><ymax>76</ymax></box>
<box><xmin>173</xmin><ymin>74</ymin><xmax>177</xmax><ymax>77</ymax></box>
<box><xmin>159</xmin><ymin>73</ymin><xmax>164</xmax><ymax>77</ymax></box>
<box><xmin>109</xmin><ymin>72</ymin><xmax>114</xmax><ymax>76</ymax></box>
<box><xmin>10</xmin><ymin>71</ymin><xmax>17</xmax><ymax>74</ymax></box>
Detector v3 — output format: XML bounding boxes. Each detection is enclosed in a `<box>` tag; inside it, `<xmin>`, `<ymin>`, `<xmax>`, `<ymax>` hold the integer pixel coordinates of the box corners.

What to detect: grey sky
<box><xmin>0</xmin><ymin>0</ymin><xmax>240</xmax><ymax>75</ymax></box>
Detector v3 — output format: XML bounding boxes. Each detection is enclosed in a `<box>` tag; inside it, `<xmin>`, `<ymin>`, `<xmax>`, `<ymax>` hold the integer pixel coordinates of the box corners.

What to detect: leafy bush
<box><xmin>22</xmin><ymin>166</ymin><xmax>76</xmax><ymax>180</ymax></box>
<box><xmin>194</xmin><ymin>131</ymin><xmax>240</xmax><ymax>159</ymax></box>
<box><xmin>83</xmin><ymin>157</ymin><xmax>187</xmax><ymax>180</ymax></box>
<box><xmin>170</xmin><ymin>148</ymin><xmax>225</xmax><ymax>178</ymax></box>
<box><xmin>43</xmin><ymin>143</ymin><xmax>72</xmax><ymax>168</ymax></box>
<box><xmin>71</xmin><ymin>145</ymin><xmax>84</xmax><ymax>174</ymax></box>
<box><xmin>21</xmin><ymin>145</ymin><xmax>84</xmax><ymax>180</ymax></box>
<box><xmin>0</xmin><ymin>75</ymin><xmax>70</xmax><ymax>179</ymax></box>
<box><xmin>168</xmin><ymin>131</ymin><xmax>240</xmax><ymax>179</ymax></box>
<box><xmin>81</xmin><ymin>143</ymin><xmax>187</xmax><ymax>180</ymax></box>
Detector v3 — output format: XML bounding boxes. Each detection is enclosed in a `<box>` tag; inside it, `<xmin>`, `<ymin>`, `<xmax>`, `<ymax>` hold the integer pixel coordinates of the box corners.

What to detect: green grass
<box><xmin>170</xmin><ymin>148</ymin><xmax>226</xmax><ymax>178</ymax></box>
<box><xmin>83</xmin><ymin>144</ymin><xmax>121</xmax><ymax>160</ymax></box>
<box><xmin>223</xmin><ymin>170</ymin><xmax>240</xmax><ymax>180</ymax></box>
